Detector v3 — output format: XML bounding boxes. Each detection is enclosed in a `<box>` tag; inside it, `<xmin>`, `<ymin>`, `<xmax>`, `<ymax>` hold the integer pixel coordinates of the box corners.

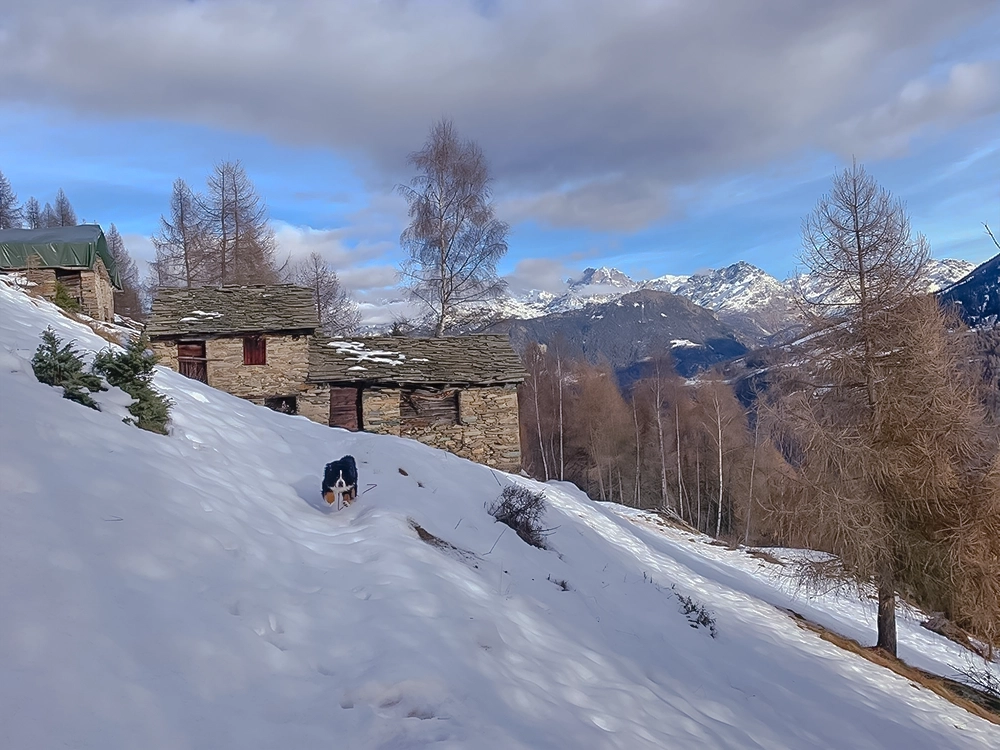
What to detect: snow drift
<box><xmin>0</xmin><ymin>280</ymin><xmax>997</xmax><ymax>749</ymax></box>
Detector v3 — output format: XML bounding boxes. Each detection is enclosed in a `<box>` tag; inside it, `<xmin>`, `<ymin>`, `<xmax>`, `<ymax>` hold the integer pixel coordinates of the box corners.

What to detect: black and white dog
<box><xmin>322</xmin><ymin>455</ymin><xmax>358</xmax><ymax>508</ymax></box>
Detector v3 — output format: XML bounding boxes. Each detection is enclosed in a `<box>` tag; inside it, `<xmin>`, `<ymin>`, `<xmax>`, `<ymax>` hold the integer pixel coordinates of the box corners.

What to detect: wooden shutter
<box><xmin>243</xmin><ymin>335</ymin><xmax>267</xmax><ymax>365</ymax></box>
<box><xmin>400</xmin><ymin>388</ymin><xmax>460</xmax><ymax>427</ymax></box>
<box><xmin>177</xmin><ymin>341</ymin><xmax>208</xmax><ymax>383</ymax></box>
<box><xmin>329</xmin><ymin>387</ymin><xmax>361</xmax><ymax>431</ymax></box>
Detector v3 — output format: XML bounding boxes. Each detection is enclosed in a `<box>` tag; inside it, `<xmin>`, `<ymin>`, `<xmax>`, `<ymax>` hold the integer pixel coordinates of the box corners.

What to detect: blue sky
<box><xmin>1</xmin><ymin>0</ymin><xmax>997</xmax><ymax>312</ymax></box>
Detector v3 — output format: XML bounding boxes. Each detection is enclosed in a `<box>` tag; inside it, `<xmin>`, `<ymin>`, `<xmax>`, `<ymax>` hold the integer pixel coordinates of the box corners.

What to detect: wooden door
<box><xmin>177</xmin><ymin>341</ymin><xmax>208</xmax><ymax>383</ymax></box>
<box><xmin>329</xmin><ymin>387</ymin><xmax>361</xmax><ymax>431</ymax></box>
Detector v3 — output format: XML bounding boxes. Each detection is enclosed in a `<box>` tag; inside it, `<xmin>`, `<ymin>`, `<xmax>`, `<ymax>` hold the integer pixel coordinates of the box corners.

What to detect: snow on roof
<box><xmin>309</xmin><ymin>335</ymin><xmax>525</xmax><ymax>385</ymax></box>
<box><xmin>147</xmin><ymin>285</ymin><xmax>318</xmax><ymax>337</ymax></box>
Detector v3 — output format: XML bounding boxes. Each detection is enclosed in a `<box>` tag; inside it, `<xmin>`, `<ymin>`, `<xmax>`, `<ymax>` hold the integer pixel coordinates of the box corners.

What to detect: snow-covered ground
<box><xmin>1</xmin><ymin>280</ymin><xmax>998</xmax><ymax>749</ymax></box>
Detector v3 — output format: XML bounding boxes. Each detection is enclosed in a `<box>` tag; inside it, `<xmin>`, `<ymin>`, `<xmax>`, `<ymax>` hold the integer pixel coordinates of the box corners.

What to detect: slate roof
<box><xmin>308</xmin><ymin>335</ymin><xmax>526</xmax><ymax>386</ymax></box>
<box><xmin>146</xmin><ymin>285</ymin><xmax>319</xmax><ymax>337</ymax></box>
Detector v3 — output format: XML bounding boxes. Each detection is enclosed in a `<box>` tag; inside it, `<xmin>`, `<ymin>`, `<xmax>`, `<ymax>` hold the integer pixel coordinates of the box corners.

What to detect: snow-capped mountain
<box><xmin>938</xmin><ymin>252</ymin><xmax>999</xmax><ymax>328</ymax></box>
<box><xmin>502</xmin><ymin>258</ymin><xmax>977</xmax><ymax>341</ymax></box>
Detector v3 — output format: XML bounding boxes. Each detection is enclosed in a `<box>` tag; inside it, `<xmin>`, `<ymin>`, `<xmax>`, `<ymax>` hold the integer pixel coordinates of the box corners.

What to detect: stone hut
<box><xmin>147</xmin><ymin>285</ymin><xmax>526</xmax><ymax>471</ymax></box>
<box><xmin>146</xmin><ymin>285</ymin><xmax>319</xmax><ymax>412</ymax></box>
<box><xmin>0</xmin><ymin>225</ymin><xmax>121</xmax><ymax>322</ymax></box>
<box><xmin>303</xmin><ymin>336</ymin><xmax>526</xmax><ymax>472</ymax></box>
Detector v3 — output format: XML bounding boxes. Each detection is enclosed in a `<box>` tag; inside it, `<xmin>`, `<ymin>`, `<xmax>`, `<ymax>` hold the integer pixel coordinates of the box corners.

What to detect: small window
<box><xmin>243</xmin><ymin>335</ymin><xmax>266</xmax><ymax>365</ymax></box>
<box><xmin>265</xmin><ymin>396</ymin><xmax>297</xmax><ymax>415</ymax></box>
<box><xmin>400</xmin><ymin>388</ymin><xmax>460</xmax><ymax>427</ymax></box>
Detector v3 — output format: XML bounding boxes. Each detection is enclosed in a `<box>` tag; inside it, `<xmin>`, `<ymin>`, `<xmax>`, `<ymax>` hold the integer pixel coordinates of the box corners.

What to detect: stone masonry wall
<box><xmin>151</xmin><ymin>334</ymin><xmax>310</xmax><ymax>401</ymax></box>
<box><xmin>150</xmin><ymin>340</ymin><xmax>179</xmax><ymax>370</ymax></box>
<box><xmin>296</xmin><ymin>382</ymin><xmax>522</xmax><ymax>472</ymax></box>
<box><xmin>298</xmin><ymin>383</ymin><xmax>331</xmax><ymax>425</ymax></box>
<box><xmin>362</xmin><ymin>388</ymin><xmax>401</xmax><ymax>435</ymax></box>
<box><xmin>78</xmin><ymin>257</ymin><xmax>115</xmax><ymax>323</ymax></box>
<box><xmin>397</xmin><ymin>385</ymin><xmax>521</xmax><ymax>472</ymax></box>
<box><xmin>205</xmin><ymin>335</ymin><xmax>310</xmax><ymax>399</ymax></box>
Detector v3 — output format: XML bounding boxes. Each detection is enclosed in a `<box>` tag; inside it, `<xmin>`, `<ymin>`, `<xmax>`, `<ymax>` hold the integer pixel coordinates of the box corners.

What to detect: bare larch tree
<box><xmin>53</xmin><ymin>188</ymin><xmax>77</xmax><ymax>227</ymax></box>
<box><xmin>105</xmin><ymin>223</ymin><xmax>143</xmax><ymax>319</ymax></box>
<box><xmin>777</xmin><ymin>161</ymin><xmax>1000</xmax><ymax>656</ymax></box>
<box><xmin>292</xmin><ymin>251</ymin><xmax>361</xmax><ymax>336</ymax></box>
<box><xmin>398</xmin><ymin>119</ymin><xmax>508</xmax><ymax>337</ymax></box>
<box><xmin>0</xmin><ymin>170</ymin><xmax>22</xmax><ymax>229</ymax></box>
<box><xmin>201</xmin><ymin>160</ymin><xmax>281</xmax><ymax>286</ymax></box>
<box><xmin>22</xmin><ymin>197</ymin><xmax>41</xmax><ymax>229</ymax></box>
<box><xmin>151</xmin><ymin>178</ymin><xmax>209</xmax><ymax>289</ymax></box>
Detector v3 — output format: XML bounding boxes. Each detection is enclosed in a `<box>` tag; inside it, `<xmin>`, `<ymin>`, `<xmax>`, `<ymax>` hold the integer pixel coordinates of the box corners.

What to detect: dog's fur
<box><xmin>322</xmin><ymin>455</ymin><xmax>358</xmax><ymax>507</ymax></box>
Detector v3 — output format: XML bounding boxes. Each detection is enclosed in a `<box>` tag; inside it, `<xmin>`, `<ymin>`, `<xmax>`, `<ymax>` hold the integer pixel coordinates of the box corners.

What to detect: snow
<box><xmin>326</xmin><ymin>339</ymin><xmax>407</xmax><ymax>366</ymax></box>
<box><xmin>671</xmin><ymin>338</ymin><xmax>701</xmax><ymax>348</ymax></box>
<box><xmin>1</xmin><ymin>279</ymin><xmax>998</xmax><ymax>749</ymax></box>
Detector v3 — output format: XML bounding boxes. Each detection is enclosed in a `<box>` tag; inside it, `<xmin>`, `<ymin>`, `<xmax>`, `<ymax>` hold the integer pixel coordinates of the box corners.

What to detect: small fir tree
<box><xmin>31</xmin><ymin>328</ymin><xmax>105</xmax><ymax>409</ymax></box>
<box><xmin>93</xmin><ymin>334</ymin><xmax>171</xmax><ymax>434</ymax></box>
<box><xmin>52</xmin><ymin>281</ymin><xmax>81</xmax><ymax>312</ymax></box>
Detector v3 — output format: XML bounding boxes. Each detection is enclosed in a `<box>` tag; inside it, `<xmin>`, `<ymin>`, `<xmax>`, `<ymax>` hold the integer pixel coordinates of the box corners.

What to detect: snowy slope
<box><xmin>1</xmin><ymin>281</ymin><xmax>998</xmax><ymax>750</ymax></box>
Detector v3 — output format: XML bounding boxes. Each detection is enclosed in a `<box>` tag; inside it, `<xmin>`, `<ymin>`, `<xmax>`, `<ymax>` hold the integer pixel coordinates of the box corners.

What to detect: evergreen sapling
<box><xmin>93</xmin><ymin>334</ymin><xmax>172</xmax><ymax>434</ymax></box>
<box><xmin>31</xmin><ymin>328</ymin><xmax>105</xmax><ymax>409</ymax></box>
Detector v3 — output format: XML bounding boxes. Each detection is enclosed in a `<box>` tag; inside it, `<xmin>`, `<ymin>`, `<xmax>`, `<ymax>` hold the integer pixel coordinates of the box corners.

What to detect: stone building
<box><xmin>0</xmin><ymin>225</ymin><xmax>121</xmax><ymax>322</ymax></box>
<box><xmin>146</xmin><ymin>285</ymin><xmax>319</xmax><ymax>412</ymax></box>
<box><xmin>304</xmin><ymin>336</ymin><xmax>525</xmax><ymax>472</ymax></box>
<box><xmin>146</xmin><ymin>285</ymin><xmax>526</xmax><ymax>472</ymax></box>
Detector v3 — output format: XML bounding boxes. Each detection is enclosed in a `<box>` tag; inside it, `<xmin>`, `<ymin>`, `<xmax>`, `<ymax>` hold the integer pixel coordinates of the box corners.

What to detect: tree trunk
<box><xmin>532</xmin><ymin>367</ymin><xmax>549</xmax><ymax>481</ymax></box>
<box><xmin>744</xmin><ymin>415</ymin><xmax>760</xmax><ymax>546</ymax></box>
<box><xmin>715</xmin><ymin>394</ymin><xmax>724</xmax><ymax>539</ymax></box>
<box><xmin>633</xmin><ymin>397</ymin><xmax>641</xmax><ymax>508</ymax></box>
<box><xmin>557</xmin><ymin>353</ymin><xmax>565</xmax><ymax>481</ymax></box>
<box><xmin>655</xmin><ymin>382</ymin><xmax>668</xmax><ymax>510</ymax></box>
<box><xmin>675</xmin><ymin>401</ymin><xmax>685</xmax><ymax>522</ymax></box>
<box><xmin>876</xmin><ymin>567</ymin><xmax>897</xmax><ymax>656</ymax></box>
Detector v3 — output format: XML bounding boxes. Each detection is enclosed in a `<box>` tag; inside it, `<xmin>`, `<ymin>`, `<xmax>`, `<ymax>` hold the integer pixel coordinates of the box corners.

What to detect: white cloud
<box><xmin>1</xmin><ymin>1</ymin><xmax>996</xmax><ymax>232</ymax></box>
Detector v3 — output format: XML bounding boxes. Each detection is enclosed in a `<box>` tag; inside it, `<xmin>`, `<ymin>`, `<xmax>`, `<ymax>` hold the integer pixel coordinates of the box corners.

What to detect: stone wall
<box><xmin>297</xmin><ymin>382</ymin><xmax>522</xmax><ymax>472</ymax></box>
<box><xmin>150</xmin><ymin>340</ymin><xmax>179</xmax><ymax>370</ymax></box>
<box><xmin>152</xmin><ymin>334</ymin><xmax>310</xmax><ymax>400</ymax></box>
<box><xmin>395</xmin><ymin>385</ymin><xmax>521</xmax><ymax>472</ymax></box>
<box><xmin>362</xmin><ymin>388</ymin><xmax>401</xmax><ymax>434</ymax></box>
<box><xmin>205</xmin><ymin>335</ymin><xmax>309</xmax><ymax>399</ymax></box>
<box><xmin>77</xmin><ymin>257</ymin><xmax>115</xmax><ymax>323</ymax></box>
<box><xmin>298</xmin><ymin>383</ymin><xmax>332</xmax><ymax>425</ymax></box>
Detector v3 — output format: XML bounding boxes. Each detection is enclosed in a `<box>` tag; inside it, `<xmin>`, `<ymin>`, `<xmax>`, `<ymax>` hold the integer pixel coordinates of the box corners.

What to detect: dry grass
<box><xmin>408</xmin><ymin>519</ymin><xmax>480</xmax><ymax>566</ymax></box>
<box><xmin>747</xmin><ymin>548</ymin><xmax>785</xmax><ymax>566</ymax></box>
<box><xmin>785</xmin><ymin>609</ymin><xmax>1000</xmax><ymax>724</ymax></box>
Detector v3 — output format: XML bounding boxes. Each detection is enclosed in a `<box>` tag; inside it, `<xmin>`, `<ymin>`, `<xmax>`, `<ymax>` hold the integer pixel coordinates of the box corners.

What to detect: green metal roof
<box><xmin>0</xmin><ymin>225</ymin><xmax>122</xmax><ymax>289</ymax></box>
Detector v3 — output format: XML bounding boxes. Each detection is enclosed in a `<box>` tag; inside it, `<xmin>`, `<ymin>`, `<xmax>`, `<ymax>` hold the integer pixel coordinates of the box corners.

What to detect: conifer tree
<box><xmin>93</xmin><ymin>334</ymin><xmax>171</xmax><ymax>434</ymax></box>
<box><xmin>31</xmin><ymin>328</ymin><xmax>105</xmax><ymax>409</ymax></box>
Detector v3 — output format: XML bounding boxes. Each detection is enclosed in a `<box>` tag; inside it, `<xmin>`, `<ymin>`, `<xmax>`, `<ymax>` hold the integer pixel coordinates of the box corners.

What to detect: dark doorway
<box><xmin>329</xmin><ymin>386</ymin><xmax>362</xmax><ymax>431</ymax></box>
<box><xmin>177</xmin><ymin>341</ymin><xmax>208</xmax><ymax>383</ymax></box>
<box><xmin>265</xmin><ymin>396</ymin><xmax>297</xmax><ymax>415</ymax></box>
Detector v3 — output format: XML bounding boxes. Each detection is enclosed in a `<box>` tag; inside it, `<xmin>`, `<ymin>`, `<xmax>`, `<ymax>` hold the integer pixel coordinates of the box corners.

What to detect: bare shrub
<box><xmin>486</xmin><ymin>485</ymin><xmax>550</xmax><ymax>549</ymax></box>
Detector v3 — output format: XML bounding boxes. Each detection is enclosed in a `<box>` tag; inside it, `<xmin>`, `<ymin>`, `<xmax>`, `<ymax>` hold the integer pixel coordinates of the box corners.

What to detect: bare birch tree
<box><xmin>398</xmin><ymin>119</ymin><xmax>508</xmax><ymax>337</ymax></box>
<box><xmin>292</xmin><ymin>251</ymin><xmax>360</xmax><ymax>336</ymax></box>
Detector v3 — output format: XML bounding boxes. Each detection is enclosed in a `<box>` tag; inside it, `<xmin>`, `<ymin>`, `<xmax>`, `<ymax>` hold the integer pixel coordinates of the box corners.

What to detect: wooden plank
<box><xmin>329</xmin><ymin>387</ymin><xmax>360</xmax><ymax>431</ymax></box>
<box><xmin>400</xmin><ymin>388</ymin><xmax>459</xmax><ymax>427</ymax></box>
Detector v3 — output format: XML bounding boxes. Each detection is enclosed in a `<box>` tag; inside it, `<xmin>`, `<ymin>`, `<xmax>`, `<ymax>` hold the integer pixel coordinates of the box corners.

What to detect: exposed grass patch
<box><xmin>785</xmin><ymin>609</ymin><xmax>1000</xmax><ymax>724</ymax></box>
<box><xmin>408</xmin><ymin>519</ymin><xmax>480</xmax><ymax>567</ymax></box>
